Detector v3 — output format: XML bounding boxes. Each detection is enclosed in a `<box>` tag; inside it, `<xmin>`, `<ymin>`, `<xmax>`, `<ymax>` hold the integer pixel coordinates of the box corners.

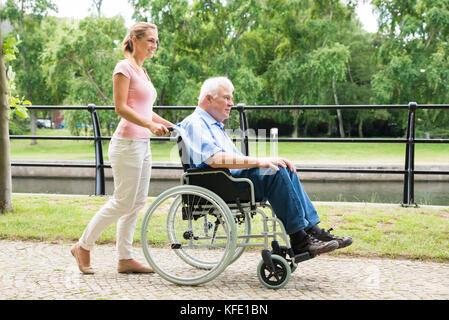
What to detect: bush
<box><xmin>8</xmin><ymin>119</ymin><xmax>29</xmax><ymax>135</ymax></box>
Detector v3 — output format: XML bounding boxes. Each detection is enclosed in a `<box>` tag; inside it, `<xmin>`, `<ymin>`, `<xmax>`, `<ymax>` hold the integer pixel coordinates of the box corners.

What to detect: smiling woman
<box><xmin>69</xmin><ymin>21</ymin><xmax>175</xmax><ymax>275</ymax></box>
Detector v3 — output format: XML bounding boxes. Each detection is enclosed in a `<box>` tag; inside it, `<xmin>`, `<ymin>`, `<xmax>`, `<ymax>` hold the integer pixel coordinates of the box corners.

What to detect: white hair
<box><xmin>198</xmin><ymin>77</ymin><xmax>234</xmax><ymax>104</ymax></box>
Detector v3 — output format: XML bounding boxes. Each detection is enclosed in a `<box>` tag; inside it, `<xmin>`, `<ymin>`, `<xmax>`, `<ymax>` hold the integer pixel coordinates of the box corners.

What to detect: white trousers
<box><xmin>79</xmin><ymin>137</ymin><xmax>152</xmax><ymax>260</ymax></box>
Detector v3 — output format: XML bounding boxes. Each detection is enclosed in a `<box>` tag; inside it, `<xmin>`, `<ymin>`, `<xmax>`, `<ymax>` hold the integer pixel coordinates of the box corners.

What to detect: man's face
<box><xmin>207</xmin><ymin>86</ymin><xmax>234</xmax><ymax>122</ymax></box>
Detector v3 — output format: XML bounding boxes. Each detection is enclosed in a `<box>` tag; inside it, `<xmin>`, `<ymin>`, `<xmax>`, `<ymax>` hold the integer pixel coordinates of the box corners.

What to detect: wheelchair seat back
<box><xmin>171</xmin><ymin>127</ymin><xmax>253</xmax><ymax>207</ymax></box>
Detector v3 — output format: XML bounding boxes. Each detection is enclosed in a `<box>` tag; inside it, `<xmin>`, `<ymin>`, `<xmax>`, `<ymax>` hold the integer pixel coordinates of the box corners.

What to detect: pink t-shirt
<box><xmin>112</xmin><ymin>59</ymin><xmax>157</xmax><ymax>139</ymax></box>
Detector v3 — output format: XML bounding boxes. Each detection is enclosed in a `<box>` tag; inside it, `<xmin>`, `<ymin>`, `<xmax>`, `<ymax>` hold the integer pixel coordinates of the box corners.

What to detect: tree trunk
<box><xmin>292</xmin><ymin>109</ymin><xmax>298</xmax><ymax>138</ymax></box>
<box><xmin>358</xmin><ymin>117</ymin><xmax>364</xmax><ymax>138</ymax></box>
<box><xmin>30</xmin><ymin>109</ymin><xmax>37</xmax><ymax>145</ymax></box>
<box><xmin>332</xmin><ymin>76</ymin><xmax>345</xmax><ymax>138</ymax></box>
<box><xmin>93</xmin><ymin>0</ymin><xmax>103</xmax><ymax>16</ymax></box>
<box><xmin>19</xmin><ymin>2</ymin><xmax>37</xmax><ymax>145</ymax></box>
<box><xmin>207</xmin><ymin>0</ymin><xmax>226</xmax><ymax>48</ymax></box>
<box><xmin>337</xmin><ymin>109</ymin><xmax>345</xmax><ymax>137</ymax></box>
<box><xmin>0</xmin><ymin>29</ymin><xmax>13</xmax><ymax>213</ymax></box>
<box><xmin>159</xmin><ymin>47</ymin><xmax>177</xmax><ymax>105</ymax></box>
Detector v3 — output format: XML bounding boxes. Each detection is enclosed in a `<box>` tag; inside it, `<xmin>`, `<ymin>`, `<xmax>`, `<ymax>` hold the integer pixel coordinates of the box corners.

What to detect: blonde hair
<box><xmin>122</xmin><ymin>22</ymin><xmax>158</xmax><ymax>57</ymax></box>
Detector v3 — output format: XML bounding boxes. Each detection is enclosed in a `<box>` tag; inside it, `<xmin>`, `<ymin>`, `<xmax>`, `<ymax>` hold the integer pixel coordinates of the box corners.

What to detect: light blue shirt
<box><xmin>177</xmin><ymin>107</ymin><xmax>243</xmax><ymax>168</ymax></box>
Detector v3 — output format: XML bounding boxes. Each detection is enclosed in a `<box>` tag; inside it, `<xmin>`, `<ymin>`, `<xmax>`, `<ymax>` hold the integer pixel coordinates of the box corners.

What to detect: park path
<box><xmin>1</xmin><ymin>239</ymin><xmax>448</xmax><ymax>300</ymax></box>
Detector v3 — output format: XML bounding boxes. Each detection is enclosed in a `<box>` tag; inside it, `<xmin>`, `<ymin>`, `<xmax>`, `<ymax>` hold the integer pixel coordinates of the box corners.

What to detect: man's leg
<box><xmin>283</xmin><ymin>168</ymin><xmax>353</xmax><ymax>249</ymax></box>
<box><xmin>232</xmin><ymin>166</ymin><xmax>318</xmax><ymax>233</ymax></box>
<box><xmin>231</xmin><ymin>167</ymin><xmax>338</xmax><ymax>255</ymax></box>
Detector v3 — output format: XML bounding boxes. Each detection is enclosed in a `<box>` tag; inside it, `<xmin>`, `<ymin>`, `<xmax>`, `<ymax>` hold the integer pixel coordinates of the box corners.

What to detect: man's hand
<box><xmin>255</xmin><ymin>157</ymin><xmax>295</xmax><ymax>172</ymax></box>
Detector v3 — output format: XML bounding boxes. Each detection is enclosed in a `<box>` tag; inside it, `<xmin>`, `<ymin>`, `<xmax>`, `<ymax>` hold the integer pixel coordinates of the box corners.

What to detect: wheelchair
<box><xmin>140</xmin><ymin>127</ymin><xmax>314</xmax><ymax>289</ymax></box>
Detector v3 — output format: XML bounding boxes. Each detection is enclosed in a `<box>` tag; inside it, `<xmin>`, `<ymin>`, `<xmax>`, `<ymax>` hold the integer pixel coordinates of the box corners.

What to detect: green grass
<box><xmin>1</xmin><ymin>194</ymin><xmax>448</xmax><ymax>262</ymax></box>
<box><xmin>9</xmin><ymin>129</ymin><xmax>449</xmax><ymax>164</ymax></box>
<box><xmin>249</xmin><ymin>141</ymin><xmax>449</xmax><ymax>164</ymax></box>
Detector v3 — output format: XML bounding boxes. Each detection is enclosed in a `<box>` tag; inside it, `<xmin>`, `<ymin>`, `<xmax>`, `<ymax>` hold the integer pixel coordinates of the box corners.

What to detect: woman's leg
<box><xmin>78</xmin><ymin>138</ymin><xmax>146</xmax><ymax>252</ymax></box>
<box><xmin>115</xmin><ymin>142</ymin><xmax>152</xmax><ymax>260</ymax></box>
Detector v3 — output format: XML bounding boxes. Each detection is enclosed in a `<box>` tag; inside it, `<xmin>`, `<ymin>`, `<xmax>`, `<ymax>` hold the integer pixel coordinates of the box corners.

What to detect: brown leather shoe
<box><xmin>117</xmin><ymin>259</ymin><xmax>154</xmax><ymax>274</ymax></box>
<box><xmin>307</xmin><ymin>226</ymin><xmax>354</xmax><ymax>249</ymax></box>
<box><xmin>292</xmin><ymin>234</ymin><xmax>339</xmax><ymax>257</ymax></box>
<box><xmin>71</xmin><ymin>243</ymin><xmax>94</xmax><ymax>275</ymax></box>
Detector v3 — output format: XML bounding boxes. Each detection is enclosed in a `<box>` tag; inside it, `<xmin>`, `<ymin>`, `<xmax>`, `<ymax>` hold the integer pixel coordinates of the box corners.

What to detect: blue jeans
<box><xmin>231</xmin><ymin>166</ymin><xmax>320</xmax><ymax>234</ymax></box>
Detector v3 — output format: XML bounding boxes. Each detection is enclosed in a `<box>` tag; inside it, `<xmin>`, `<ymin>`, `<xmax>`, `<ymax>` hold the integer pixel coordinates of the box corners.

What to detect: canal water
<box><xmin>12</xmin><ymin>177</ymin><xmax>449</xmax><ymax>206</ymax></box>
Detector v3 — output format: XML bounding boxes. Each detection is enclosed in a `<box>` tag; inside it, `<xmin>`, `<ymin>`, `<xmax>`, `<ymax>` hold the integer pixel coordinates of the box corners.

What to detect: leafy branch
<box><xmin>3</xmin><ymin>35</ymin><xmax>31</xmax><ymax>119</ymax></box>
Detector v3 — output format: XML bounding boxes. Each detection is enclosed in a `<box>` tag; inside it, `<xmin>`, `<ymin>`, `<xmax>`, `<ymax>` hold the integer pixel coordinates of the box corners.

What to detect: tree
<box><xmin>0</xmin><ymin>0</ymin><xmax>57</xmax><ymax>143</ymax></box>
<box><xmin>130</xmin><ymin>0</ymin><xmax>263</xmax><ymax>127</ymax></box>
<box><xmin>41</xmin><ymin>15</ymin><xmax>126</xmax><ymax>135</ymax></box>
<box><xmin>0</xmin><ymin>33</ymin><xmax>30</xmax><ymax>213</ymax></box>
<box><xmin>0</xmin><ymin>29</ymin><xmax>12</xmax><ymax>213</ymax></box>
<box><xmin>249</xmin><ymin>0</ymin><xmax>365</xmax><ymax>137</ymax></box>
<box><xmin>371</xmin><ymin>0</ymin><xmax>449</xmax><ymax>134</ymax></box>
<box><xmin>3</xmin><ymin>0</ymin><xmax>447</xmax><ymax>140</ymax></box>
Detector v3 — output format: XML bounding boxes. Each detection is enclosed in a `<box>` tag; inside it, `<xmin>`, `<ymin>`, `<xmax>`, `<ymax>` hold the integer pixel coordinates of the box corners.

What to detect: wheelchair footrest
<box><xmin>294</xmin><ymin>252</ymin><xmax>313</xmax><ymax>263</ymax></box>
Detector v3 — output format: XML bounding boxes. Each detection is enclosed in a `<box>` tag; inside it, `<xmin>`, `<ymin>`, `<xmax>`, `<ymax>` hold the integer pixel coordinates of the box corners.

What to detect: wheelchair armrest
<box><xmin>182</xmin><ymin>168</ymin><xmax>255</xmax><ymax>206</ymax></box>
<box><xmin>186</xmin><ymin>167</ymin><xmax>231</xmax><ymax>175</ymax></box>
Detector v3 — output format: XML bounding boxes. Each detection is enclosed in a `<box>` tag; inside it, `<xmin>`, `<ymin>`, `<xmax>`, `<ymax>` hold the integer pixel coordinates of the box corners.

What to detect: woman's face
<box><xmin>133</xmin><ymin>29</ymin><xmax>158</xmax><ymax>60</ymax></box>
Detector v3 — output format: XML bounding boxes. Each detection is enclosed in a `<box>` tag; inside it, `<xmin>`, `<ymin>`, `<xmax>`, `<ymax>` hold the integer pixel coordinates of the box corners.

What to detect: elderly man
<box><xmin>178</xmin><ymin>77</ymin><xmax>352</xmax><ymax>256</ymax></box>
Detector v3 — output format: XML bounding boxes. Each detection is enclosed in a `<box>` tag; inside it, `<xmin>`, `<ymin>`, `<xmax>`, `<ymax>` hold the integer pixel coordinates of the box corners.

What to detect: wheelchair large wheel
<box><xmin>141</xmin><ymin>185</ymin><xmax>237</xmax><ymax>286</ymax></box>
<box><xmin>165</xmin><ymin>189</ymin><xmax>252</xmax><ymax>268</ymax></box>
<box><xmin>229</xmin><ymin>211</ymin><xmax>251</xmax><ymax>265</ymax></box>
<box><xmin>164</xmin><ymin>194</ymin><xmax>251</xmax><ymax>270</ymax></box>
<box><xmin>257</xmin><ymin>254</ymin><xmax>291</xmax><ymax>289</ymax></box>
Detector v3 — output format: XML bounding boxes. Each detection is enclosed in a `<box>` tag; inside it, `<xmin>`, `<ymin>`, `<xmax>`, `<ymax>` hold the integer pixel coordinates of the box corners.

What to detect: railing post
<box><xmin>402</xmin><ymin>102</ymin><xmax>418</xmax><ymax>207</ymax></box>
<box><xmin>87</xmin><ymin>104</ymin><xmax>106</xmax><ymax>196</ymax></box>
<box><xmin>236</xmin><ymin>103</ymin><xmax>249</xmax><ymax>156</ymax></box>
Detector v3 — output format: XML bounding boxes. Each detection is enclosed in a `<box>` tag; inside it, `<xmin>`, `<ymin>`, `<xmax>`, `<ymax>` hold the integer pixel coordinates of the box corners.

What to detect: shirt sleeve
<box><xmin>112</xmin><ymin>60</ymin><xmax>132</xmax><ymax>79</ymax></box>
<box><xmin>178</xmin><ymin>116</ymin><xmax>224</xmax><ymax>168</ymax></box>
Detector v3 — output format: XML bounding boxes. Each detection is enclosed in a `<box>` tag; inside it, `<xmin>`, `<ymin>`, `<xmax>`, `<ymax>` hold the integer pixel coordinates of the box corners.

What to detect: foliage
<box><xmin>2</xmin><ymin>0</ymin><xmax>449</xmax><ymax>137</ymax></box>
<box><xmin>2</xmin><ymin>36</ymin><xmax>31</xmax><ymax>119</ymax></box>
<box><xmin>40</xmin><ymin>15</ymin><xmax>126</xmax><ymax>135</ymax></box>
<box><xmin>370</xmin><ymin>0</ymin><xmax>449</xmax><ymax>131</ymax></box>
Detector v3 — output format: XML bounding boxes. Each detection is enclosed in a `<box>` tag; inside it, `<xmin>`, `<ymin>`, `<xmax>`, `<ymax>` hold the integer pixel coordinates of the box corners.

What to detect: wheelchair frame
<box><xmin>141</xmin><ymin>127</ymin><xmax>313</xmax><ymax>289</ymax></box>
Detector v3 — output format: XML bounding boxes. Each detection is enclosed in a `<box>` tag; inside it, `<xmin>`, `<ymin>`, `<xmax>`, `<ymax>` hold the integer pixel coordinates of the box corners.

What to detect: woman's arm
<box><xmin>152</xmin><ymin>111</ymin><xmax>175</xmax><ymax>127</ymax></box>
<box><xmin>113</xmin><ymin>73</ymin><xmax>169</xmax><ymax>136</ymax></box>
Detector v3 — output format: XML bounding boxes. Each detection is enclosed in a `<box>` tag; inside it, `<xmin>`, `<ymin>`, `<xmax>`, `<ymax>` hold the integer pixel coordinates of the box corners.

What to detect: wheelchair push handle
<box><xmin>167</xmin><ymin>126</ymin><xmax>181</xmax><ymax>134</ymax></box>
<box><xmin>166</xmin><ymin>126</ymin><xmax>183</xmax><ymax>143</ymax></box>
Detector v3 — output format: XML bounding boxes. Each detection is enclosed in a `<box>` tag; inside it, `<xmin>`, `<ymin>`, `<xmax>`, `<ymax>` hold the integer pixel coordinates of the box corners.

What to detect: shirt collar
<box><xmin>194</xmin><ymin>106</ymin><xmax>223</xmax><ymax>128</ymax></box>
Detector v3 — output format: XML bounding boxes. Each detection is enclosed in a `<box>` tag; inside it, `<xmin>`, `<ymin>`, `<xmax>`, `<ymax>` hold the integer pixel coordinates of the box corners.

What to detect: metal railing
<box><xmin>9</xmin><ymin>103</ymin><xmax>449</xmax><ymax>206</ymax></box>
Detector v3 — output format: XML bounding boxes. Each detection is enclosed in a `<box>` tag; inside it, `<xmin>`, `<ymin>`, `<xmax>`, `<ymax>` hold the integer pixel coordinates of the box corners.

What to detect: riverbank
<box><xmin>11</xmin><ymin>160</ymin><xmax>449</xmax><ymax>181</ymax></box>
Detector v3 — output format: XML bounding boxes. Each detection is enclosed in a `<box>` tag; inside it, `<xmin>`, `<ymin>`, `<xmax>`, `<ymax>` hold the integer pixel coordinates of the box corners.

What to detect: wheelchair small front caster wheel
<box><xmin>257</xmin><ymin>254</ymin><xmax>291</xmax><ymax>289</ymax></box>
